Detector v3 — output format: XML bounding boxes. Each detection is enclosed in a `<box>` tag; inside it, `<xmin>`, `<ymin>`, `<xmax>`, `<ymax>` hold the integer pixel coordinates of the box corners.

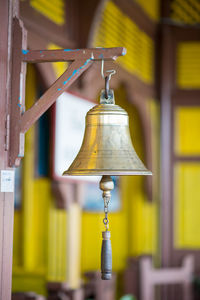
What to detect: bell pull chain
<box><xmin>99</xmin><ymin>175</ymin><xmax>114</xmax><ymax>280</ymax></box>
<box><xmin>103</xmin><ymin>193</ymin><xmax>110</xmax><ymax>231</ymax></box>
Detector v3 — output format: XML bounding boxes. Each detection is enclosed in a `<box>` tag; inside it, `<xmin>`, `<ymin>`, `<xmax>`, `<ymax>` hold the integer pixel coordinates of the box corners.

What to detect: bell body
<box><xmin>63</xmin><ymin>101</ymin><xmax>152</xmax><ymax>176</ymax></box>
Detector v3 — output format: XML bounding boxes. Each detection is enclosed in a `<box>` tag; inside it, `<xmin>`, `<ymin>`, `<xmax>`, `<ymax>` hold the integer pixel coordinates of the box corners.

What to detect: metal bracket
<box><xmin>9</xmin><ymin>17</ymin><xmax>126</xmax><ymax>167</ymax></box>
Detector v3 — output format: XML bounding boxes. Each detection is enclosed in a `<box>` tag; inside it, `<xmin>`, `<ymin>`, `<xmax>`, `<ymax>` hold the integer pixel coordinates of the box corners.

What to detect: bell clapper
<box><xmin>99</xmin><ymin>175</ymin><xmax>114</xmax><ymax>280</ymax></box>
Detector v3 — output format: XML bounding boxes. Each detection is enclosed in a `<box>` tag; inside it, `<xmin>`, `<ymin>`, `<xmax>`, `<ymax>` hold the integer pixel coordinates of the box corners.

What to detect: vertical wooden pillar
<box><xmin>160</xmin><ymin>24</ymin><xmax>176</xmax><ymax>300</ymax></box>
<box><xmin>160</xmin><ymin>25</ymin><xmax>175</xmax><ymax>268</ymax></box>
<box><xmin>158</xmin><ymin>1</ymin><xmax>176</xmax><ymax>298</ymax></box>
<box><xmin>0</xmin><ymin>0</ymin><xmax>15</xmax><ymax>299</ymax></box>
<box><xmin>159</xmin><ymin>0</ymin><xmax>174</xmax><ymax>267</ymax></box>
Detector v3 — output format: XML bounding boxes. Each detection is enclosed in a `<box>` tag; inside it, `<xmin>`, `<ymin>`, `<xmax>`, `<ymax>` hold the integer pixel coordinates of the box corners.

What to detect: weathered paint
<box><xmin>22</xmin><ymin>49</ymin><xmax>29</xmax><ymax>55</ymax></box>
<box><xmin>122</xmin><ymin>48</ymin><xmax>127</xmax><ymax>55</ymax></box>
<box><xmin>63</xmin><ymin>49</ymin><xmax>80</xmax><ymax>52</ymax></box>
<box><xmin>63</xmin><ymin>58</ymin><xmax>91</xmax><ymax>85</ymax></box>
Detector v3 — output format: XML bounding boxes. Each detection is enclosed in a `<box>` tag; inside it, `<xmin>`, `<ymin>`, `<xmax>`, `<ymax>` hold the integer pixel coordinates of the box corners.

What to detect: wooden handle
<box><xmin>101</xmin><ymin>231</ymin><xmax>112</xmax><ymax>280</ymax></box>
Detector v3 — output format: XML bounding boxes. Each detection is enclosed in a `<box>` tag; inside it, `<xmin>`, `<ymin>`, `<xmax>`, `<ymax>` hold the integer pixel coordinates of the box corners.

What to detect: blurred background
<box><xmin>11</xmin><ymin>0</ymin><xmax>200</xmax><ymax>299</ymax></box>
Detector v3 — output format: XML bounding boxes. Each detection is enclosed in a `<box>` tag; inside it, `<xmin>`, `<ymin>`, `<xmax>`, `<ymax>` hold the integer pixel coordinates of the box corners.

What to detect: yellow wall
<box><xmin>174</xmin><ymin>41</ymin><xmax>200</xmax><ymax>249</ymax></box>
<box><xmin>30</xmin><ymin>0</ymin><xmax>65</xmax><ymax>25</ymax></box>
<box><xmin>174</xmin><ymin>107</ymin><xmax>200</xmax><ymax>248</ymax></box>
<box><xmin>135</xmin><ymin>0</ymin><xmax>160</xmax><ymax>21</ymax></box>
<box><xmin>177</xmin><ymin>43</ymin><xmax>200</xmax><ymax>88</ymax></box>
<box><xmin>171</xmin><ymin>0</ymin><xmax>200</xmax><ymax>25</ymax></box>
<box><xmin>175</xmin><ymin>107</ymin><xmax>200</xmax><ymax>155</ymax></box>
<box><xmin>175</xmin><ymin>163</ymin><xmax>200</xmax><ymax>248</ymax></box>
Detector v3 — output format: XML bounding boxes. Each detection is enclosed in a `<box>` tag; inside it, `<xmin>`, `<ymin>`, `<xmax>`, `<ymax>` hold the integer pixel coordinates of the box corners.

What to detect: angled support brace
<box><xmin>20</xmin><ymin>59</ymin><xmax>93</xmax><ymax>133</ymax></box>
<box><xmin>9</xmin><ymin>18</ymin><xmax>126</xmax><ymax>167</ymax></box>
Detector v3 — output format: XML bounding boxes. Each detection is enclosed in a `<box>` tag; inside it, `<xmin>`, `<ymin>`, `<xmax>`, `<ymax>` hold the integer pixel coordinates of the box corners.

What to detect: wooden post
<box><xmin>0</xmin><ymin>0</ymin><xmax>15</xmax><ymax>299</ymax></box>
<box><xmin>160</xmin><ymin>25</ymin><xmax>175</xmax><ymax>268</ymax></box>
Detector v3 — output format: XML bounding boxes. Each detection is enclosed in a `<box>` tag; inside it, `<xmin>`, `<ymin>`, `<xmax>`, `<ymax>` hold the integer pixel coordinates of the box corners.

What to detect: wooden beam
<box><xmin>172</xmin><ymin>90</ymin><xmax>200</xmax><ymax>104</ymax></box>
<box><xmin>173</xmin><ymin>26</ymin><xmax>200</xmax><ymax>42</ymax></box>
<box><xmin>22</xmin><ymin>47</ymin><xmax>126</xmax><ymax>63</ymax></box>
<box><xmin>173</xmin><ymin>156</ymin><xmax>200</xmax><ymax>162</ymax></box>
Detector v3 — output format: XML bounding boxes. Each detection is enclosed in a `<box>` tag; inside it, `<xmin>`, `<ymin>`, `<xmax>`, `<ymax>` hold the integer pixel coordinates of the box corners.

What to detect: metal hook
<box><xmin>101</xmin><ymin>60</ymin><xmax>105</xmax><ymax>78</ymax></box>
<box><xmin>101</xmin><ymin>60</ymin><xmax>116</xmax><ymax>81</ymax></box>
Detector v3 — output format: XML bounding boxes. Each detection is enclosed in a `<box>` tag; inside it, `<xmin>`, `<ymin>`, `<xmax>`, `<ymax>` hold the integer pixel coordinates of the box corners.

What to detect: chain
<box><xmin>103</xmin><ymin>196</ymin><xmax>110</xmax><ymax>230</ymax></box>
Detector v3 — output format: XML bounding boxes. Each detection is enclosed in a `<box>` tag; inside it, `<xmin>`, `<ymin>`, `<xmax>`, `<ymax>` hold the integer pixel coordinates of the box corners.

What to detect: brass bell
<box><xmin>63</xmin><ymin>89</ymin><xmax>152</xmax><ymax>176</ymax></box>
<box><xmin>63</xmin><ymin>72</ymin><xmax>152</xmax><ymax>281</ymax></box>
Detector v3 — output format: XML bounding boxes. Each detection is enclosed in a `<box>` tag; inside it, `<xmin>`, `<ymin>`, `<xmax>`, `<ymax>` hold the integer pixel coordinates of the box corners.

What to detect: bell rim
<box><xmin>63</xmin><ymin>169</ymin><xmax>152</xmax><ymax>176</ymax></box>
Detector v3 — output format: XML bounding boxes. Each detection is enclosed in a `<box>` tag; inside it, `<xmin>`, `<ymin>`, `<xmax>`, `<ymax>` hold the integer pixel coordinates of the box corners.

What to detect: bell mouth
<box><xmin>63</xmin><ymin>169</ymin><xmax>152</xmax><ymax>176</ymax></box>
